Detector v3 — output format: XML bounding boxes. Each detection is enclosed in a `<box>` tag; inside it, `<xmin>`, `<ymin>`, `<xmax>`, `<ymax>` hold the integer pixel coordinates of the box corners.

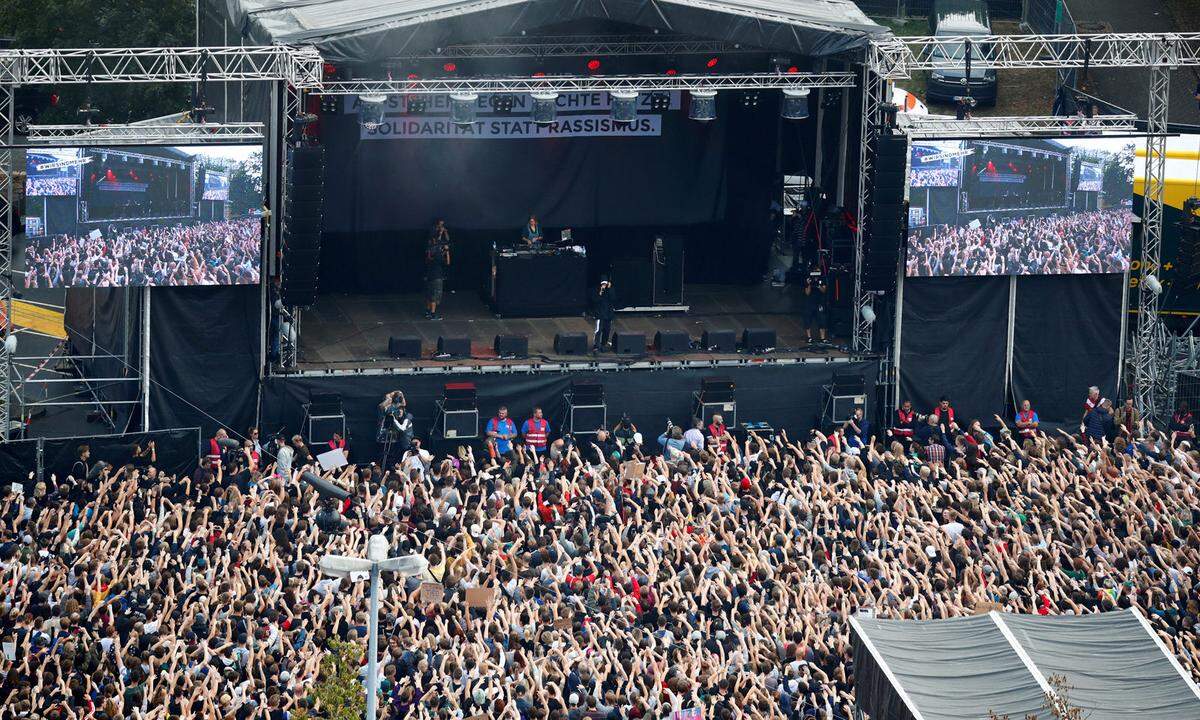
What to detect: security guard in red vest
<box><xmin>892</xmin><ymin>400</ymin><xmax>917</xmax><ymax>444</ymax></box>
<box><xmin>522</xmin><ymin>407</ymin><xmax>551</xmax><ymax>454</ymax></box>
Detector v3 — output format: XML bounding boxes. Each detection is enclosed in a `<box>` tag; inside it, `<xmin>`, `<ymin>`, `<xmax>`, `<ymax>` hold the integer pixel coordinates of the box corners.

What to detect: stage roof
<box><xmin>850</xmin><ymin>608</ymin><xmax>1200</xmax><ymax>720</ymax></box>
<box><xmin>208</xmin><ymin>0</ymin><xmax>887</xmax><ymax>64</ymax></box>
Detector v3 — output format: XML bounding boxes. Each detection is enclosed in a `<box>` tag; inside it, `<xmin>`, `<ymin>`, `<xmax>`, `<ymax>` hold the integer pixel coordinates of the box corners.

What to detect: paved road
<box><xmin>1067</xmin><ymin>0</ymin><xmax>1200</xmax><ymax>126</ymax></box>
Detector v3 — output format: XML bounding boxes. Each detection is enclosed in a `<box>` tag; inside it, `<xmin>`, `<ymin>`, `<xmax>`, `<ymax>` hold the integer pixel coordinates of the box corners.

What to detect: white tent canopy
<box><xmin>850</xmin><ymin>608</ymin><xmax>1200</xmax><ymax>720</ymax></box>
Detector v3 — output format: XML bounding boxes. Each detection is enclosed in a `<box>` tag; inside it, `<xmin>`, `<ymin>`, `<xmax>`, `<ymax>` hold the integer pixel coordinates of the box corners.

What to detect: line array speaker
<box><xmin>280</xmin><ymin>145</ymin><xmax>325</xmax><ymax>308</ymax></box>
<box><xmin>864</xmin><ymin>133</ymin><xmax>907</xmax><ymax>294</ymax></box>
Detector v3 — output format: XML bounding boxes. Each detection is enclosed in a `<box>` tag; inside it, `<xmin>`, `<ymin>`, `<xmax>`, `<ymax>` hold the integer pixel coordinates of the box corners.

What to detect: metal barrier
<box><xmin>0</xmin><ymin>427</ymin><xmax>201</xmax><ymax>482</ymax></box>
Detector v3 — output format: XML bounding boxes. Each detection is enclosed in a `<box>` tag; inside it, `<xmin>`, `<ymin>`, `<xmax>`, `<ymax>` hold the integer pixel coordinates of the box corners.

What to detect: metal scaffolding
<box><xmin>1134</xmin><ymin>57</ymin><xmax>1172</xmax><ymax>418</ymax></box>
<box><xmin>900</xmin><ymin>114</ymin><xmax>1140</xmax><ymax>138</ymax></box>
<box><xmin>388</xmin><ymin>35</ymin><xmax>751</xmax><ymax>60</ymax></box>
<box><xmin>851</xmin><ymin>65</ymin><xmax>888</xmax><ymax>355</ymax></box>
<box><xmin>318</xmin><ymin>71</ymin><xmax>857</xmax><ymax>95</ymax></box>
<box><xmin>23</xmin><ymin>122</ymin><xmax>265</xmax><ymax>145</ymax></box>
<box><xmin>0</xmin><ymin>46</ymin><xmax>324</xmax><ymax>88</ymax></box>
<box><xmin>0</xmin><ymin>85</ymin><xmax>13</xmax><ymax>436</ymax></box>
<box><xmin>866</xmin><ymin>33</ymin><xmax>1200</xmax><ymax>416</ymax></box>
<box><xmin>872</xmin><ymin>32</ymin><xmax>1200</xmax><ymax>78</ymax></box>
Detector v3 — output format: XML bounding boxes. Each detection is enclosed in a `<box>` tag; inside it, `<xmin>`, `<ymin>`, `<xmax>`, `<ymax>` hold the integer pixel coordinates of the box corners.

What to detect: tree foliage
<box><xmin>0</xmin><ymin>0</ymin><xmax>195</xmax><ymax>123</ymax></box>
<box><xmin>988</xmin><ymin>674</ymin><xmax>1092</xmax><ymax>720</ymax></box>
<box><xmin>294</xmin><ymin>638</ymin><xmax>367</xmax><ymax>720</ymax></box>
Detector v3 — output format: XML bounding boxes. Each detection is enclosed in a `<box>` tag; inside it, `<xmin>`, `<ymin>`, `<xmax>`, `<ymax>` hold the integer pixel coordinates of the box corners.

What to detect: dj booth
<box><xmin>490</xmin><ymin>246</ymin><xmax>588</xmax><ymax>317</ymax></box>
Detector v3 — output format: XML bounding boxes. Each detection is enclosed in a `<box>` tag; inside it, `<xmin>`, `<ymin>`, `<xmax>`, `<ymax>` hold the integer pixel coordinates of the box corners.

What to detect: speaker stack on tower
<box><xmin>280</xmin><ymin>146</ymin><xmax>325</xmax><ymax>308</ymax></box>
<box><xmin>864</xmin><ymin>133</ymin><xmax>908</xmax><ymax>294</ymax></box>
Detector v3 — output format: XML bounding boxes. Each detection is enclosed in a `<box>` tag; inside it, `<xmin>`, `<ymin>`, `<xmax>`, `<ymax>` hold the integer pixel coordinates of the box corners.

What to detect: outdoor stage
<box><xmin>294</xmin><ymin>281</ymin><xmax>849</xmax><ymax>370</ymax></box>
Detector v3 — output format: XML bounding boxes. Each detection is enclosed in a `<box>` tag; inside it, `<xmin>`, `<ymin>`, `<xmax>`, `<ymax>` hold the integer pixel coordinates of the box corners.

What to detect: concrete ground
<box><xmin>1066</xmin><ymin>0</ymin><xmax>1200</xmax><ymax>126</ymax></box>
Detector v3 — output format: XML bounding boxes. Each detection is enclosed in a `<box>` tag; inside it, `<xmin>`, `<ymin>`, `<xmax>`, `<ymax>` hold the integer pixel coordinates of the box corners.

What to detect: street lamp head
<box><xmin>319</xmin><ymin>554</ymin><xmax>373</xmax><ymax>578</ymax></box>
<box><xmin>368</xmin><ymin>534</ymin><xmax>390</xmax><ymax>562</ymax></box>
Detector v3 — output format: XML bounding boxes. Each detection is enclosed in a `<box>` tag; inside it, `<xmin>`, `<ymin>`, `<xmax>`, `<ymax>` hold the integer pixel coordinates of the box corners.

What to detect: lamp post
<box><xmin>320</xmin><ymin>535</ymin><xmax>428</xmax><ymax>720</ymax></box>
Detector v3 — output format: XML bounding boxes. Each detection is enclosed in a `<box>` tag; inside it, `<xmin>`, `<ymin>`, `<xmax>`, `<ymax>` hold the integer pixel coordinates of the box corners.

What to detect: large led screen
<box><xmin>23</xmin><ymin>145</ymin><xmax>262</xmax><ymax>288</ymax></box>
<box><xmin>905</xmin><ymin>136</ymin><xmax>1135</xmax><ymax>277</ymax></box>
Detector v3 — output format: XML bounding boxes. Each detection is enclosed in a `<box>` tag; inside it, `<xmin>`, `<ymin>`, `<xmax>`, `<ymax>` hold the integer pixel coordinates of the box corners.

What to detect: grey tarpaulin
<box><xmin>850</xmin><ymin>609</ymin><xmax>1200</xmax><ymax>720</ymax></box>
<box><xmin>208</xmin><ymin>0</ymin><xmax>887</xmax><ymax>63</ymax></box>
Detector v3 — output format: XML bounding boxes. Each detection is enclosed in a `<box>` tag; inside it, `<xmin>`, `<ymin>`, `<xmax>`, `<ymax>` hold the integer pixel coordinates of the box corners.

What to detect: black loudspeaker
<box><xmin>388</xmin><ymin>336</ymin><xmax>421</xmax><ymax>359</ymax></box>
<box><xmin>742</xmin><ymin>327</ymin><xmax>777</xmax><ymax>352</ymax></box>
<box><xmin>610</xmin><ymin>258</ymin><xmax>652</xmax><ymax>307</ymax></box>
<box><xmin>613</xmin><ymin>332</ymin><xmax>645</xmax><ymax>355</ymax></box>
<box><xmin>654</xmin><ymin>330</ymin><xmax>691</xmax><ymax>354</ymax></box>
<box><xmin>281</xmin><ymin>145</ymin><xmax>325</xmax><ymax>308</ymax></box>
<box><xmin>653</xmin><ymin>234</ymin><xmax>685</xmax><ymax>305</ymax></box>
<box><xmin>554</xmin><ymin>333</ymin><xmax>589</xmax><ymax>356</ymax></box>
<box><xmin>864</xmin><ymin>133</ymin><xmax>907</xmax><ymax>293</ymax></box>
<box><xmin>493</xmin><ymin>334</ymin><xmax>528</xmax><ymax>358</ymax></box>
<box><xmin>442</xmin><ymin>382</ymin><xmax>477</xmax><ymax>411</ymax></box>
<box><xmin>701</xmin><ymin>329</ymin><xmax>737</xmax><ymax>353</ymax></box>
<box><xmin>437</xmin><ymin>336</ymin><xmax>471</xmax><ymax>358</ymax></box>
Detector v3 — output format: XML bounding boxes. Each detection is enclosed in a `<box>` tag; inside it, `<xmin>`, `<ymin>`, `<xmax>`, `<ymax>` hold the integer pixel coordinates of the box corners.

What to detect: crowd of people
<box><xmin>906</xmin><ymin>207</ymin><xmax>1133</xmax><ymax>276</ymax></box>
<box><xmin>23</xmin><ymin>218</ymin><xmax>261</xmax><ymax>288</ymax></box>
<box><xmin>907</xmin><ymin>167</ymin><xmax>958</xmax><ymax>188</ymax></box>
<box><xmin>1</xmin><ymin>385</ymin><xmax>1198</xmax><ymax>720</ymax></box>
<box><xmin>26</xmin><ymin>177</ymin><xmax>79</xmax><ymax>197</ymax></box>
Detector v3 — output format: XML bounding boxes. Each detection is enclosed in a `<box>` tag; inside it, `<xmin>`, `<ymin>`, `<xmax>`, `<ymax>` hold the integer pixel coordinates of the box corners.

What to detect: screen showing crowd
<box><xmin>905</xmin><ymin>137</ymin><xmax>1135</xmax><ymax>277</ymax></box>
<box><xmin>23</xmin><ymin>145</ymin><xmax>262</xmax><ymax>288</ymax></box>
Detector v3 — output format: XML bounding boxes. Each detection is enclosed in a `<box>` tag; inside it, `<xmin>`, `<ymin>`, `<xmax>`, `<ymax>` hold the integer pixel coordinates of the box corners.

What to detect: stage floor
<box><xmin>294</xmin><ymin>283</ymin><xmax>849</xmax><ymax>370</ymax></box>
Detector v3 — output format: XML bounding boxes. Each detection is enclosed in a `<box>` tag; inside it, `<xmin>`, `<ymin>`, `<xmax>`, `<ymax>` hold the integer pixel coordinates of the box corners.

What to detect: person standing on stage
<box><xmin>592</xmin><ymin>278</ymin><xmax>616</xmax><ymax>353</ymax></box>
<box><xmin>521</xmin><ymin>214</ymin><xmax>543</xmax><ymax>248</ymax></box>
<box><xmin>522</xmin><ymin>407</ymin><xmax>551</xmax><ymax>455</ymax></box>
<box><xmin>425</xmin><ymin>219</ymin><xmax>451</xmax><ymax>320</ymax></box>
<box><xmin>803</xmin><ymin>272</ymin><xmax>828</xmax><ymax>344</ymax></box>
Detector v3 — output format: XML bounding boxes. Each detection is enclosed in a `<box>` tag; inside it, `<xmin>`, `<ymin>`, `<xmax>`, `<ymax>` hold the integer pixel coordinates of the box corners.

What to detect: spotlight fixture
<box><xmin>705</xmin><ymin>57</ymin><xmax>720</xmax><ymax>69</ymax></box>
<box><xmin>358</xmin><ymin>93</ymin><xmax>388</xmax><ymax>131</ymax></box>
<box><xmin>489</xmin><ymin>93</ymin><xmax>516</xmax><ymax>114</ymax></box>
<box><xmin>443</xmin><ymin>62</ymin><xmax>458</xmax><ymax>73</ymax></box>
<box><xmin>320</xmin><ymin>95</ymin><xmax>340</xmax><ymax>114</ymax></box>
<box><xmin>407</xmin><ymin>96</ymin><xmax>428</xmax><ymax>114</ymax></box>
<box><xmin>741</xmin><ymin>91</ymin><xmax>760</xmax><ymax>108</ymax></box>
<box><xmin>1145</xmin><ymin>274</ymin><xmax>1163</xmax><ymax>295</ymax></box>
<box><xmin>860</xmin><ymin>305</ymin><xmax>876</xmax><ymax>325</ymax></box>
<box><xmin>587</xmin><ymin>59</ymin><xmax>602</xmax><ymax>72</ymax></box>
<box><xmin>688</xmin><ymin>90</ymin><xmax>717</xmax><ymax>122</ymax></box>
<box><xmin>531</xmin><ymin>92</ymin><xmax>559</xmax><ymax>125</ymax></box>
<box><xmin>610</xmin><ymin>91</ymin><xmax>638</xmax><ymax>124</ymax></box>
<box><xmin>450</xmin><ymin>92</ymin><xmax>479</xmax><ymax>126</ymax></box>
<box><xmin>781</xmin><ymin>88</ymin><xmax>810</xmax><ymax>120</ymax></box>
<box><xmin>648</xmin><ymin>91</ymin><xmax>671</xmax><ymax>112</ymax></box>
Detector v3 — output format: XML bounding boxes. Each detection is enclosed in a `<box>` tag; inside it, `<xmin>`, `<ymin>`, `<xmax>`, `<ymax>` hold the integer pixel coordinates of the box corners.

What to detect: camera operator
<box><xmin>803</xmin><ymin>269</ymin><xmax>829</xmax><ymax>344</ymax></box>
<box><xmin>315</xmin><ymin>496</ymin><xmax>346</xmax><ymax>534</ymax></box>
<box><xmin>377</xmin><ymin>390</ymin><xmax>414</xmax><ymax>466</ymax></box>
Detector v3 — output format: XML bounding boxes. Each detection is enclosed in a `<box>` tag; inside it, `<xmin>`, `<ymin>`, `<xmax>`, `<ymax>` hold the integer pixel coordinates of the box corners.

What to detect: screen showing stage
<box><xmin>906</xmin><ymin>136</ymin><xmax>1135</xmax><ymax>277</ymax></box>
<box><xmin>23</xmin><ymin>144</ymin><xmax>262</xmax><ymax>288</ymax></box>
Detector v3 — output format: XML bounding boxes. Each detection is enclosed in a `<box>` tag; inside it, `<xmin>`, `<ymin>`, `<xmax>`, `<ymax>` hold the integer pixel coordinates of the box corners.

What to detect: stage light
<box><xmin>610</xmin><ymin>91</ymin><xmax>638</xmax><ymax>124</ymax></box>
<box><xmin>407</xmin><ymin>96</ymin><xmax>428</xmax><ymax>114</ymax></box>
<box><xmin>443</xmin><ymin>62</ymin><xmax>457</xmax><ymax>73</ymax></box>
<box><xmin>741</xmin><ymin>91</ymin><xmax>760</xmax><ymax>108</ymax></box>
<box><xmin>587</xmin><ymin>59</ymin><xmax>602</xmax><ymax>72</ymax></box>
<box><xmin>450</xmin><ymin>93</ymin><xmax>479</xmax><ymax>125</ymax></box>
<box><xmin>787</xmin><ymin>66</ymin><xmax>799</xmax><ymax>74</ymax></box>
<box><xmin>489</xmin><ymin>93</ymin><xmax>515</xmax><ymax>114</ymax></box>
<box><xmin>706</xmin><ymin>57</ymin><xmax>719</xmax><ymax>69</ymax></box>
<box><xmin>649</xmin><ymin>92</ymin><xmax>671</xmax><ymax>112</ymax></box>
<box><xmin>860</xmin><ymin>305</ymin><xmax>876</xmax><ymax>325</ymax></box>
<box><xmin>531</xmin><ymin>92</ymin><xmax>558</xmax><ymax>125</ymax></box>
<box><xmin>665</xmin><ymin>68</ymin><xmax>678</xmax><ymax>76</ymax></box>
<box><xmin>2</xmin><ymin>335</ymin><xmax>17</xmax><ymax>355</ymax></box>
<box><xmin>781</xmin><ymin>88</ymin><xmax>810</xmax><ymax>120</ymax></box>
<box><xmin>1145</xmin><ymin>274</ymin><xmax>1163</xmax><ymax>295</ymax></box>
<box><xmin>688</xmin><ymin>90</ymin><xmax>717</xmax><ymax>122</ymax></box>
<box><xmin>358</xmin><ymin>93</ymin><xmax>387</xmax><ymax>130</ymax></box>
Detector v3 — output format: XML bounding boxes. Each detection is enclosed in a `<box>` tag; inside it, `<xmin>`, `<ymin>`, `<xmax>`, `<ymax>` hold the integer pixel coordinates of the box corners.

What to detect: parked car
<box><xmin>925</xmin><ymin>0</ymin><xmax>998</xmax><ymax>106</ymax></box>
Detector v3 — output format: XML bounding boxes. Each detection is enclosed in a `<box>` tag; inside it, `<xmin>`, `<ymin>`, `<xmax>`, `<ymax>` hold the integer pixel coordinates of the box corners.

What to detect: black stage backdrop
<box><xmin>899</xmin><ymin>277</ymin><xmax>1010</xmax><ymax>423</ymax></box>
<box><xmin>1011</xmin><ymin>274</ymin><xmax>1123</xmax><ymax>425</ymax></box>
<box><xmin>149</xmin><ymin>286</ymin><xmax>260</xmax><ymax>435</ymax></box>
<box><xmin>260</xmin><ymin>360</ymin><xmax>879</xmax><ymax>458</ymax></box>
<box><xmin>64</xmin><ymin>288</ymin><xmax>140</xmax><ymax>412</ymax></box>
<box><xmin>0</xmin><ymin>428</ymin><xmax>200</xmax><ymax>482</ymax></box>
<box><xmin>318</xmin><ymin>94</ymin><xmax>778</xmax><ymax>294</ymax></box>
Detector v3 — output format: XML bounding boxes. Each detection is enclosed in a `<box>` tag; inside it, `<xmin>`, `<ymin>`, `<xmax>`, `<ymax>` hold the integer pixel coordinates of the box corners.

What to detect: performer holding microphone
<box><xmin>377</xmin><ymin>390</ymin><xmax>414</xmax><ymax>467</ymax></box>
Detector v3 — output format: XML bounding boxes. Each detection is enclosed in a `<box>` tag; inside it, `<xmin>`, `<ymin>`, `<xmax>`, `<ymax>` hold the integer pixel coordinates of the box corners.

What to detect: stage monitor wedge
<box><xmin>554</xmin><ymin>333</ymin><xmax>589</xmax><ymax>356</ymax></box>
<box><xmin>613</xmin><ymin>332</ymin><xmax>646</xmax><ymax>355</ymax></box>
<box><xmin>493</xmin><ymin>334</ymin><xmax>529</xmax><ymax>358</ymax></box>
<box><xmin>388</xmin><ymin>336</ymin><xmax>421</xmax><ymax>359</ymax></box>
<box><xmin>437</xmin><ymin>336</ymin><xmax>471</xmax><ymax>358</ymax></box>
<box><xmin>654</xmin><ymin>331</ymin><xmax>691</xmax><ymax>355</ymax></box>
